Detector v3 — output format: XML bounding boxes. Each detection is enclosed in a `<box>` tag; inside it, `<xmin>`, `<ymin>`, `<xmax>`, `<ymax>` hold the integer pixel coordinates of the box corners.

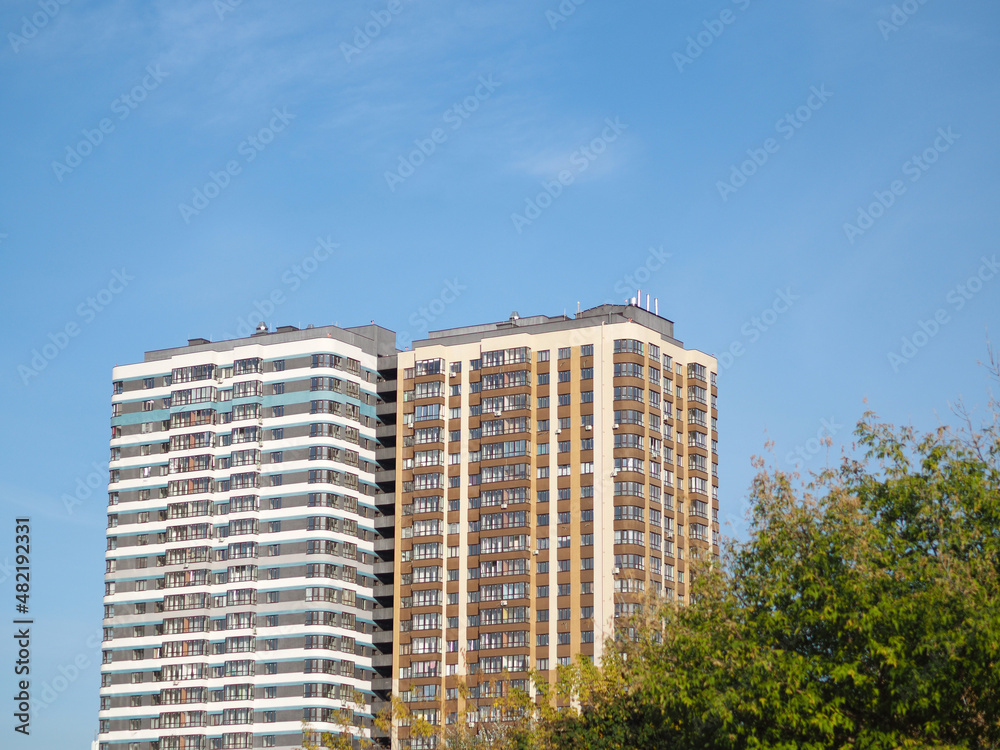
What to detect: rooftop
<box><xmin>419</xmin><ymin>303</ymin><xmax>679</xmax><ymax>348</ymax></box>
<box><xmin>144</xmin><ymin>322</ymin><xmax>397</xmax><ymax>362</ymax></box>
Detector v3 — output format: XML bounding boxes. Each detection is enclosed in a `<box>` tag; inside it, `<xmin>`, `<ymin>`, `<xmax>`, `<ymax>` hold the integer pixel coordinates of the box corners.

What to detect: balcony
<box><xmin>374</xmin><ymin>538</ymin><xmax>395</xmax><ymax>553</ymax></box>
<box><xmin>373</xmin><ymin>583</ymin><xmax>394</xmax><ymax>599</ymax></box>
<box><xmin>374</xmin><ymin>561</ymin><xmax>394</xmax><ymax>577</ymax></box>
<box><xmin>374</xmin><ymin>514</ymin><xmax>395</xmax><ymax>531</ymax></box>
<box><xmin>373</xmin><ymin>606</ymin><xmax>394</xmax><ymax>622</ymax></box>
<box><xmin>373</xmin><ymin>629</ymin><xmax>393</xmax><ymax>645</ymax></box>
<box><xmin>373</xmin><ymin>653</ymin><xmax>394</xmax><ymax>669</ymax></box>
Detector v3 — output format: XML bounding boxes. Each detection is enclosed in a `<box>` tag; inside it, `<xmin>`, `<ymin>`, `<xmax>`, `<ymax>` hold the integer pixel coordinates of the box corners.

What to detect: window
<box><xmin>558</xmin><ymin>347</ymin><xmax>571</xmax><ymax>359</ymax></box>
<box><xmin>537</xmin><ymin>396</ymin><xmax>550</xmax><ymax>409</ymax></box>
<box><xmin>537</xmin><ymin>350</ymin><xmax>550</xmax><ymax>362</ymax></box>
<box><xmin>558</xmin><ymin>370</ymin><xmax>571</xmax><ymax>382</ymax></box>
<box><xmin>537</xmin><ymin>513</ymin><xmax>549</xmax><ymax>526</ymax></box>
<box><xmin>537</xmin><ymin>420</ymin><xmax>549</xmax><ymax>432</ymax></box>
<box><xmin>272</xmin><ymin>382</ymin><xmax>285</xmax><ymax>395</ymax></box>
<box><xmin>537</xmin><ymin>373</ymin><xmax>549</xmax><ymax>385</ymax></box>
<box><xmin>415</xmin><ymin>404</ymin><xmax>441</xmax><ymax>422</ymax></box>
<box><xmin>581</xmin><ymin>344</ymin><xmax>593</xmax><ymax>356</ymax></box>
<box><xmin>613</xmin><ymin>339</ymin><xmax>643</xmax><ymax>355</ymax></box>
<box><xmin>537</xmin><ymin>634</ymin><xmax>549</xmax><ymax>646</ymax></box>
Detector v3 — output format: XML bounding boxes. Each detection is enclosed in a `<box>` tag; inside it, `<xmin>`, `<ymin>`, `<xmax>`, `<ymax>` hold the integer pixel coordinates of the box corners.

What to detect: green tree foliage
<box><xmin>517</xmin><ymin>397</ymin><xmax>1000</xmax><ymax>749</ymax></box>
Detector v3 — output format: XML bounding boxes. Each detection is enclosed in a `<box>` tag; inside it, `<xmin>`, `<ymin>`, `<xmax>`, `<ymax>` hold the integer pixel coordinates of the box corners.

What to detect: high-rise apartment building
<box><xmin>385</xmin><ymin>305</ymin><xmax>718</xmax><ymax>747</ymax></box>
<box><xmin>99</xmin><ymin>304</ymin><xmax>718</xmax><ymax>750</ymax></box>
<box><xmin>100</xmin><ymin>324</ymin><xmax>397</xmax><ymax>750</ymax></box>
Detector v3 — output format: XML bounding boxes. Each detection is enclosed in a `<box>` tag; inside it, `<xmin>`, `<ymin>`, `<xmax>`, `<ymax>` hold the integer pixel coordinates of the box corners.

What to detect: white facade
<box><xmin>99</xmin><ymin>324</ymin><xmax>395</xmax><ymax>750</ymax></box>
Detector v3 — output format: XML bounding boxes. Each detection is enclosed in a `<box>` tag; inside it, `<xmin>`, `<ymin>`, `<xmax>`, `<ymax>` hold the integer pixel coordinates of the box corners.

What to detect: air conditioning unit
<box><xmin>501</xmin><ymin>503</ymin><xmax>508</xmax><ymax>509</ymax></box>
<box><xmin>494</xmin><ymin>410</ymin><xmax>502</xmax><ymax>417</ymax></box>
<box><xmin>585</xmin><ymin>425</ymin><xmax>592</xmax><ymax>431</ymax></box>
<box><xmin>611</xmin><ymin>469</ymin><xmax>618</xmax><ymax>477</ymax></box>
<box><xmin>501</xmin><ymin>600</ymin><xmax>508</xmax><ymax>606</ymax></box>
<box><xmin>554</xmin><ymin>428</ymin><xmax>561</xmax><ymax>434</ymax></box>
<box><xmin>613</xmin><ymin>567</ymin><xmax>620</xmax><ymax>575</ymax></box>
<box><xmin>533</xmin><ymin>550</ymin><xmax>538</xmax><ymax>555</ymax></box>
<box><xmin>613</xmin><ymin>423</ymin><xmax>620</xmax><ymax>429</ymax></box>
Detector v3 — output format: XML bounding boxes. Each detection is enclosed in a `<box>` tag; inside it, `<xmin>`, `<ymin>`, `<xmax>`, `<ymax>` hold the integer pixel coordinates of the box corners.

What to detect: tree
<box><xmin>524</xmin><ymin>372</ymin><xmax>1000</xmax><ymax>749</ymax></box>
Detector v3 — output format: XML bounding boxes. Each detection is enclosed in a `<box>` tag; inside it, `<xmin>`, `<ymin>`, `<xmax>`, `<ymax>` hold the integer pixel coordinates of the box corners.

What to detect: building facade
<box><xmin>100</xmin><ymin>324</ymin><xmax>397</xmax><ymax>750</ymax></box>
<box><xmin>387</xmin><ymin>305</ymin><xmax>719</xmax><ymax>747</ymax></box>
<box><xmin>99</xmin><ymin>304</ymin><xmax>718</xmax><ymax>750</ymax></box>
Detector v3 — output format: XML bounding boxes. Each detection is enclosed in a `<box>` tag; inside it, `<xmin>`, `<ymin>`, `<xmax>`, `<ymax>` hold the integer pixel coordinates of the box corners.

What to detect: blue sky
<box><xmin>1</xmin><ymin>0</ymin><xmax>999</xmax><ymax>745</ymax></box>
